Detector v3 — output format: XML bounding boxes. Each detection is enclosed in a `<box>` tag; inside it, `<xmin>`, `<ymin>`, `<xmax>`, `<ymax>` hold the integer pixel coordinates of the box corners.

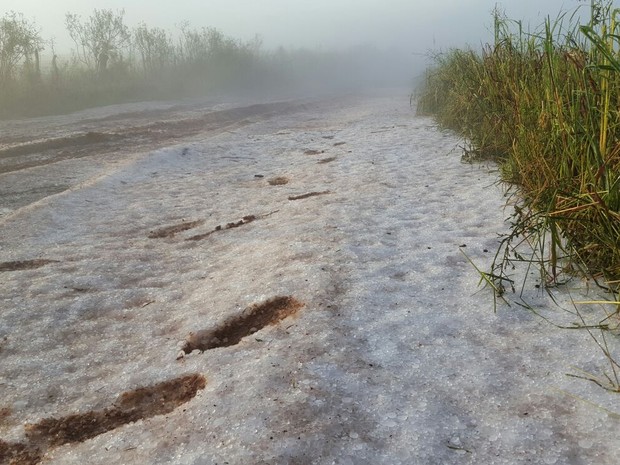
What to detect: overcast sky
<box><xmin>2</xmin><ymin>0</ymin><xmax>586</xmax><ymax>54</ymax></box>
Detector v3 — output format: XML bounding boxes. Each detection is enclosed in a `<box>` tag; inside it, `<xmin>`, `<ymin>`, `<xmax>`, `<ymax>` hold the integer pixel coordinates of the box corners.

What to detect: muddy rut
<box><xmin>0</xmin><ymin>101</ymin><xmax>304</xmax><ymax>175</ymax></box>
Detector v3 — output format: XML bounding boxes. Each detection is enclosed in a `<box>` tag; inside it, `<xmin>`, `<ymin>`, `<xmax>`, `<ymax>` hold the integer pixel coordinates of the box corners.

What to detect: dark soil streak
<box><xmin>148</xmin><ymin>220</ymin><xmax>204</xmax><ymax>239</ymax></box>
<box><xmin>186</xmin><ymin>211</ymin><xmax>277</xmax><ymax>241</ymax></box>
<box><xmin>182</xmin><ymin>296</ymin><xmax>303</xmax><ymax>353</ymax></box>
<box><xmin>26</xmin><ymin>374</ymin><xmax>206</xmax><ymax>447</ymax></box>
<box><xmin>0</xmin><ymin>374</ymin><xmax>206</xmax><ymax>464</ymax></box>
<box><xmin>288</xmin><ymin>191</ymin><xmax>331</xmax><ymax>201</ymax></box>
<box><xmin>317</xmin><ymin>157</ymin><xmax>336</xmax><ymax>164</ymax></box>
<box><xmin>0</xmin><ymin>259</ymin><xmax>58</xmax><ymax>272</ymax></box>
<box><xmin>0</xmin><ymin>440</ymin><xmax>41</xmax><ymax>465</ymax></box>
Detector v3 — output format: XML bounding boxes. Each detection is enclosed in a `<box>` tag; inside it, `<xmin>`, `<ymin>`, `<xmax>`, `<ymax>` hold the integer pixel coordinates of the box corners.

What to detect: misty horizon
<box><xmin>0</xmin><ymin>0</ymin><xmax>592</xmax><ymax>119</ymax></box>
<box><xmin>2</xmin><ymin>0</ymin><xmax>585</xmax><ymax>56</ymax></box>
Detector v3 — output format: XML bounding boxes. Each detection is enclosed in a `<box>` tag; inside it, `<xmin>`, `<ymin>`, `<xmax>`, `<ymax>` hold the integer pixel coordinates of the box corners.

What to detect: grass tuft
<box><xmin>417</xmin><ymin>1</ymin><xmax>620</xmax><ymax>295</ymax></box>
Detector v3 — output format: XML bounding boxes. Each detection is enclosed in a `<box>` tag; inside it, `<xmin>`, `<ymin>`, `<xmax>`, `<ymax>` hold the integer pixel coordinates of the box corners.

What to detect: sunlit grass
<box><xmin>417</xmin><ymin>2</ymin><xmax>620</xmax><ymax>295</ymax></box>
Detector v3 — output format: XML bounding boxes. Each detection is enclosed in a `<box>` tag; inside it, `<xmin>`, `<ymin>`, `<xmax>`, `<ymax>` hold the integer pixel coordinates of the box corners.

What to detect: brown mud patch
<box><xmin>288</xmin><ymin>191</ymin><xmax>331</xmax><ymax>201</ymax></box>
<box><xmin>0</xmin><ymin>408</ymin><xmax>12</xmax><ymax>424</ymax></box>
<box><xmin>182</xmin><ymin>296</ymin><xmax>303</xmax><ymax>354</ymax></box>
<box><xmin>0</xmin><ymin>440</ymin><xmax>41</xmax><ymax>465</ymax></box>
<box><xmin>148</xmin><ymin>220</ymin><xmax>204</xmax><ymax>239</ymax></box>
<box><xmin>268</xmin><ymin>176</ymin><xmax>289</xmax><ymax>186</ymax></box>
<box><xmin>317</xmin><ymin>157</ymin><xmax>336</xmax><ymax>164</ymax></box>
<box><xmin>0</xmin><ymin>374</ymin><xmax>206</xmax><ymax>464</ymax></box>
<box><xmin>333</xmin><ymin>142</ymin><xmax>346</xmax><ymax>146</ymax></box>
<box><xmin>0</xmin><ymin>259</ymin><xmax>58</xmax><ymax>272</ymax></box>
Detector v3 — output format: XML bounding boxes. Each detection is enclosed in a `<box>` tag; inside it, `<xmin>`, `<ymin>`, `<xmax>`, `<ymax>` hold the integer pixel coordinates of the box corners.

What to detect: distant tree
<box><xmin>65</xmin><ymin>9</ymin><xmax>130</xmax><ymax>73</ymax></box>
<box><xmin>177</xmin><ymin>22</ymin><xmax>208</xmax><ymax>66</ymax></box>
<box><xmin>134</xmin><ymin>23</ymin><xmax>173</xmax><ymax>76</ymax></box>
<box><xmin>48</xmin><ymin>38</ymin><xmax>60</xmax><ymax>86</ymax></box>
<box><xmin>0</xmin><ymin>12</ymin><xmax>43</xmax><ymax>84</ymax></box>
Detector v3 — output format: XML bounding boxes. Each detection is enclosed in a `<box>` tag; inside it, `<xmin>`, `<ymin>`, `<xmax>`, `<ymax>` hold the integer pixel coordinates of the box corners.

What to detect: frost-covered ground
<box><xmin>1</xmin><ymin>91</ymin><xmax>619</xmax><ymax>464</ymax></box>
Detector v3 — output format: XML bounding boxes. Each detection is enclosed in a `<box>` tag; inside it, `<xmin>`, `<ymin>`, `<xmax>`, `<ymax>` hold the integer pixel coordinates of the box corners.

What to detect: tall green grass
<box><xmin>417</xmin><ymin>2</ymin><xmax>620</xmax><ymax>293</ymax></box>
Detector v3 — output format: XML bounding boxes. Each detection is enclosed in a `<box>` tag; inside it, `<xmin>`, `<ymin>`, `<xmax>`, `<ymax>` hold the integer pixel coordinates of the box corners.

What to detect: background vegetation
<box><xmin>417</xmin><ymin>1</ymin><xmax>620</xmax><ymax>298</ymax></box>
<box><xmin>0</xmin><ymin>9</ymin><xmax>397</xmax><ymax>119</ymax></box>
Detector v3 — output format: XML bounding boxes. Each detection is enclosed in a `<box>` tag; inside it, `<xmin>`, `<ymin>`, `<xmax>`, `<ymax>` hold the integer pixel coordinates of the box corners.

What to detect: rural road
<box><xmin>1</xmin><ymin>90</ymin><xmax>619</xmax><ymax>464</ymax></box>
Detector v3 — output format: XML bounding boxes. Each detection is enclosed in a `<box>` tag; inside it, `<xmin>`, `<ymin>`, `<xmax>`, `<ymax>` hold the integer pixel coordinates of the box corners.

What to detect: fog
<box><xmin>0</xmin><ymin>0</ymin><xmax>587</xmax><ymax>118</ymax></box>
<box><xmin>4</xmin><ymin>0</ymin><xmax>583</xmax><ymax>54</ymax></box>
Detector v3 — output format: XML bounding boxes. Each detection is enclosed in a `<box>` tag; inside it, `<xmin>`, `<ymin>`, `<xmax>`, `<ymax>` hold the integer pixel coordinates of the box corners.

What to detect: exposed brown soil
<box><xmin>0</xmin><ymin>259</ymin><xmax>58</xmax><ymax>272</ymax></box>
<box><xmin>186</xmin><ymin>212</ymin><xmax>277</xmax><ymax>241</ymax></box>
<box><xmin>303</xmin><ymin>149</ymin><xmax>325</xmax><ymax>155</ymax></box>
<box><xmin>0</xmin><ymin>408</ymin><xmax>12</xmax><ymax>423</ymax></box>
<box><xmin>268</xmin><ymin>176</ymin><xmax>289</xmax><ymax>186</ymax></box>
<box><xmin>0</xmin><ymin>374</ymin><xmax>206</xmax><ymax>464</ymax></box>
<box><xmin>288</xmin><ymin>191</ymin><xmax>331</xmax><ymax>201</ymax></box>
<box><xmin>0</xmin><ymin>440</ymin><xmax>41</xmax><ymax>465</ymax></box>
<box><xmin>182</xmin><ymin>296</ymin><xmax>303</xmax><ymax>353</ymax></box>
<box><xmin>333</xmin><ymin>142</ymin><xmax>346</xmax><ymax>146</ymax></box>
<box><xmin>317</xmin><ymin>157</ymin><xmax>336</xmax><ymax>164</ymax></box>
<box><xmin>148</xmin><ymin>220</ymin><xmax>204</xmax><ymax>239</ymax></box>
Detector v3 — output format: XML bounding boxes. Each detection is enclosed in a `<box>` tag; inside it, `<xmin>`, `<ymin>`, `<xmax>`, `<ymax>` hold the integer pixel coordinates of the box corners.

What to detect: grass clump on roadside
<box><xmin>417</xmin><ymin>2</ymin><xmax>620</xmax><ymax>297</ymax></box>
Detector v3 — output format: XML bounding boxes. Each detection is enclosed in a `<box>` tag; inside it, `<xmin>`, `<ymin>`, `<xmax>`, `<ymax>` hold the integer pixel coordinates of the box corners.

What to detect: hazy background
<box><xmin>0</xmin><ymin>0</ymin><xmax>592</xmax><ymax>118</ymax></box>
<box><xmin>2</xmin><ymin>0</ymin><xmax>586</xmax><ymax>55</ymax></box>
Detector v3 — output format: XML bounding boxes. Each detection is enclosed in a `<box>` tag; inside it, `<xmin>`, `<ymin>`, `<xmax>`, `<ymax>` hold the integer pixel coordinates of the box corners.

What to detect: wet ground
<box><xmin>1</xmin><ymin>91</ymin><xmax>619</xmax><ymax>465</ymax></box>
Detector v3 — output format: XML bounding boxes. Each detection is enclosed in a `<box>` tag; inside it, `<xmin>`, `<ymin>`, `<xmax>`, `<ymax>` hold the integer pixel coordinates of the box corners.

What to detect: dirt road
<box><xmin>1</xmin><ymin>91</ymin><xmax>618</xmax><ymax>465</ymax></box>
